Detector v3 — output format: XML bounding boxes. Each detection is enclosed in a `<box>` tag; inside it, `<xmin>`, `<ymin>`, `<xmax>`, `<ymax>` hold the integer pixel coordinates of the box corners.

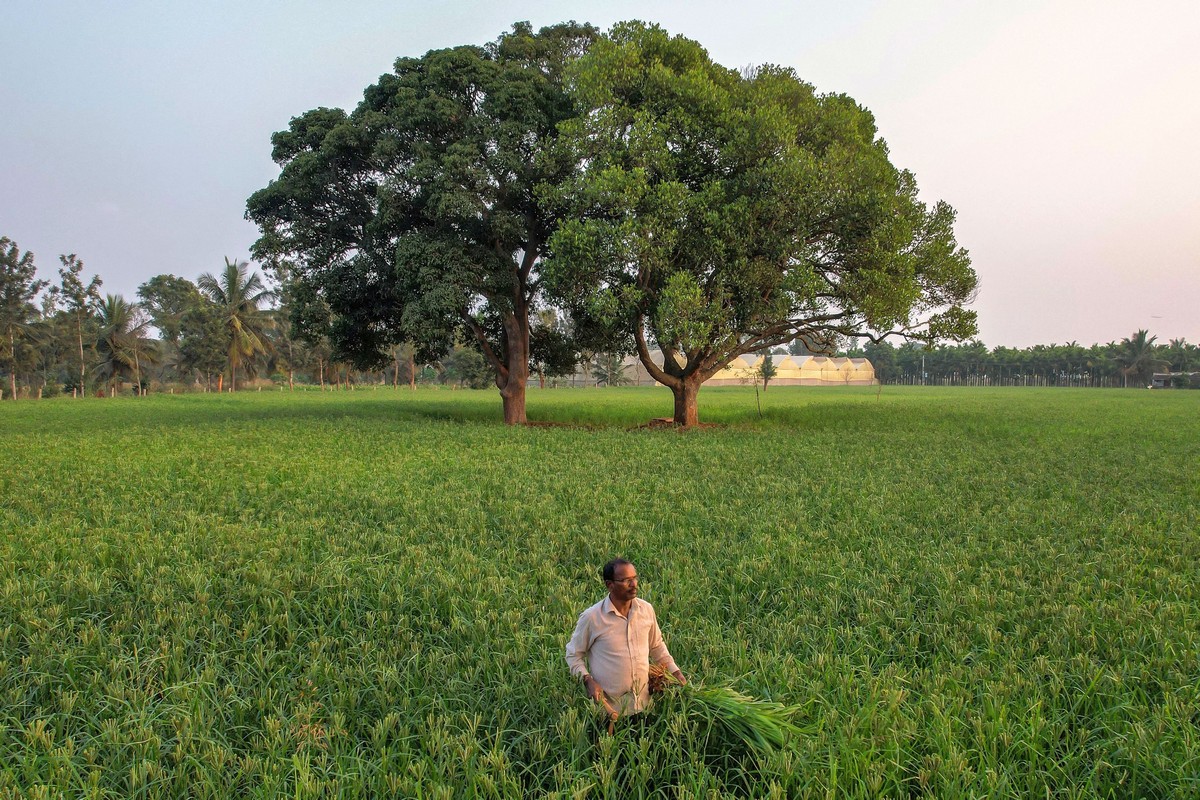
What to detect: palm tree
<box><xmin>1114</xmin><ymin>329</ymin><xmax>1168</xmax><ymax>388</ymax></box>
<box><xmin>591</xmin><ymin>353</ymin><xmax>631</xmax><ymax>386</ymax></box>
<box><xmin>196</xmin><ymin>258</ymin><xmax>273</xmax><ymax>391</ymax></box>
<box><xmin>94</xmin><ymin>295</ymin><xmax>157</xmax><ymax>395</ymax></box>
<box><xmin>1166</xmin><ymin>338</ymin><xmax>1193</xmax><ymax>373</ymax></box>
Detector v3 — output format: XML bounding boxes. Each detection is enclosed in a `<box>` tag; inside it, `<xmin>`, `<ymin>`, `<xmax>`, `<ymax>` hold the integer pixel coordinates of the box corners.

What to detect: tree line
<box><xmin>4</xmin><ymin>230</ymin><xmax>1191</xmax><ymax>399</ymax></box>
<box><xmin>839</xmin><ymin>334</ymin><xmax>1197</xmax><ymax>389</ymax></box>
<box><xmin>11</xmin><ymin>21</ymin><xmax>1192</xmax><ymax>412</ymax></box>
<box><xmin>1</xmin><ymin>237</ymin><xmax>572</xmax><ymax>398</ymax></box>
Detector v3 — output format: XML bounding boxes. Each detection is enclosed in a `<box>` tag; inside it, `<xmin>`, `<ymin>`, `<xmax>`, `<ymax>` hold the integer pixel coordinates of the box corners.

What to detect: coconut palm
<box><xmin>94</xmin><ymin>294</ymin><xmax>157</xmax><ymax>395</ymax></box>
<box><xmin>196</xmin><ymin>258</ymin><xmax>274</xmax><ymax>391</ymax></box>
<box><xmin>591</xmin><ymin>353</ymin><xmax>631</xmax><ymax>386</ymax></box>
<box><xmin>1114</xmin><ymin>329</ymin><xmax>1168</xmax><ymax>388</ymax></box>
<box><xmin>1166</xmin><ymin>338</ymin><xmax>1194</xmax><ymax>373</ymax></box>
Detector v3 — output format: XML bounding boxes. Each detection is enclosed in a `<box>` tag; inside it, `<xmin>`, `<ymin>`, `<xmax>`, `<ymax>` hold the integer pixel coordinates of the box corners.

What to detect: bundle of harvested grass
<box><xmin>650</xmin><ymin>664</ymin><xmax>803</xmax><ymax>753</ymax></box>
<box><xmin>681</xmin><ymin>684</ymin><xmax>804</xmax><ymax>752</ymax></box>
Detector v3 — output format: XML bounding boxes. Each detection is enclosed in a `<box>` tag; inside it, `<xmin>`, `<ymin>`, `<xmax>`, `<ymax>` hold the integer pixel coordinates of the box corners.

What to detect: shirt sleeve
<box><xmin>646</xmin><ymin>606</ymin><xmax>679</xmax><ymax>674</ymax></box>
<box><xmin>564</xmin><ymin>610</ymin><xmax>592</xmax><ymax>679</ymax></box>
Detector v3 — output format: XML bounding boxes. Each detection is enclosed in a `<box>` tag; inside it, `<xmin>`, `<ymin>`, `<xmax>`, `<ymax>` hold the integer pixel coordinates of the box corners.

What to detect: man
<box><xmin>565</xmin><ymin>558</ymin><xmax>686</xmax><ymax>718</ymax></box>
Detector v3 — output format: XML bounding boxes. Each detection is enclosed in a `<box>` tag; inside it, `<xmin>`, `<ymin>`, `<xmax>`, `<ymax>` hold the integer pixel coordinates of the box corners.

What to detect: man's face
<box><xmin>607</xmin><ymin>562</ymin><xmax>639</xmax><ymax>603</ymax></box>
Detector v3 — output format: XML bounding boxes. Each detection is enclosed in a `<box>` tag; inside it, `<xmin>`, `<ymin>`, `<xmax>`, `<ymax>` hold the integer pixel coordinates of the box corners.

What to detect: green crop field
<box><xmin>1</xmin><ymin>386</ymin><xmax>1197</xmax><ymax>798</ymax></box>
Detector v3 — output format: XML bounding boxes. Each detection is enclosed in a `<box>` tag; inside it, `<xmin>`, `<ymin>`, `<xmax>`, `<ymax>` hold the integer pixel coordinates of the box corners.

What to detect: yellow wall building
<box><xmin>705</xmin><ymin>355</ymin><xmax>876</xmax><ymax>386</ymax></box>
<box><xmin>571</xmin><ymin>352</ymin><xmax>876</xmax><ymax>387</ymax></box>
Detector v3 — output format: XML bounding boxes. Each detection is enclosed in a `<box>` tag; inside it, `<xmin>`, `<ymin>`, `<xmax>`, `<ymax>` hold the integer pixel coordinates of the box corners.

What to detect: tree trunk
<box><xmin>77</xmin><ymin>320</ymin><xmax>86</xmax><ymax>399</ymax></box>
<box><xmin>409</xmin><ymin>350</ymin><xmax>416</xmax><ymax>390</ymax></box>
<box><xmin>289</xmin><ymin>368</ymin><xmax>294</xmax><ymax>390</ymax></box>
<box><xmin>501</xmin><ymin>380</ymin><xmax>527</xmax><ymax>425</ymax></box>
<box><xmin>217</xmin><ymin>372</ymin><xmax>224</xmax><ymax>393</ymax></box>
<box><xmin>8</xmin><ymin>328</ymin><xmax>16</xmax><ymax>401</ymax></box>
<box><xmin>498</xmin><ymin>312</ymin><xmax>530</xmax><ymax>424</ymax></box>
<box><xmin>231</xmin><ymin>364</ymin><xmax>237</xmax><ymax>392</ymax></box>
<box><xmin>671</xmin><ymin>376</ymin><xmax>701</xmax><ymax>426</ymax></box>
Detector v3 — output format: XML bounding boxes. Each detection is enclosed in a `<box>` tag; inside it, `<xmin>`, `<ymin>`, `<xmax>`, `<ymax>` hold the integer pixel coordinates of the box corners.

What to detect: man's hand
<box><xmin>583</xmin><ymin>675</ymin><xmax>605</xmax><ymax>704</ymax></box>
<box><xmin>671</xmin><ymin>669</ymin><xmax>687</xmax><ymax>686</ymax></box>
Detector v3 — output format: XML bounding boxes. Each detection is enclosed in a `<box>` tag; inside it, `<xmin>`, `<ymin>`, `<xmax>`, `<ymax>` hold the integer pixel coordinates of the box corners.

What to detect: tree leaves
<box><xmin>545</xmin><ymin>21</ymin><xmax>978</xmax><ymax>412</ymax></box>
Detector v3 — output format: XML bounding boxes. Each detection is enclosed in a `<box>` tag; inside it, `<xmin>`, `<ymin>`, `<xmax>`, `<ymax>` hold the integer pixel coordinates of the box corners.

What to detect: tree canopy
<box><xmin>1114</xmin><ymin>329</ymin><xmax>1168</xmax><ymax>388</ymax></box>
<box><xmin>544</xmin><ymin>22</ymin><xmax>978</xmax><ymax>424</ymax></box>
<box><xmin>138</xmin><ymin>274</ymin><xmax>201</xmax><ymax>347</ymax></box>
<box><xmin>94</xmin><ymin>294</ymin><xmax>156</xmax><ymax>395</ymax></box>
<box><xmin>247</xmin><ymin>21</ymin><xmax>595</xmax><ymax>423</ymax></box>
<box><xmin>197</xmin><ymin>258</ymin><xmax>274</xmax><ymax>391</ymax></box>
<box><xmin>1</xmin><ymin>237</ymin><xmax>47</xmax><ymax>400</ymax></box>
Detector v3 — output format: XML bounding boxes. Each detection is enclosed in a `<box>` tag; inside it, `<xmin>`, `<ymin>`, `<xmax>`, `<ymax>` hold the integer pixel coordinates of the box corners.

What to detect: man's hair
<box><xmin>602</xmin><ymin>558</ymin><xmax>633</xmax><ymax>582</ymax></box>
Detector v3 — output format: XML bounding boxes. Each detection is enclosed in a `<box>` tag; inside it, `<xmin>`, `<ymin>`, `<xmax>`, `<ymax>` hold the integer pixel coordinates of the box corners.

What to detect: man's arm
<box><xmin>565</xmin><ymin>610</ymin><xmax>606</xmax><ymax>702</ymax></box>
<box><xmin>648</xmin><ymin>608</ymin><xmax>686</xmax><ymax>685</ymax></box>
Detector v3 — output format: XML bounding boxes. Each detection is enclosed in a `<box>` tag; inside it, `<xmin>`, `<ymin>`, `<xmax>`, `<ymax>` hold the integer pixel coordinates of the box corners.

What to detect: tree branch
<box><xmin>634</xmin><ymin>315</ymin><xmax>679</xmax><ymax>389</ymax></box>
<box><xmin>462</xmin><ymin>313</ymin><xmax>507</xmax><ymax>380</ymax></box>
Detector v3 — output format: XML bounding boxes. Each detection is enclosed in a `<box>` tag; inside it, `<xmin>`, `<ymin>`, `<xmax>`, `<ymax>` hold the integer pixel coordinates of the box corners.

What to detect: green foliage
<box><xmin>852</xmin><ymin>334</ymin><xmax>1194</xmax><ymax>388</ymax></box>
<box><xmin>0</xmin><ymin>236</ymin><xmax>48</xmax><ymax>398</ymax></box>
<box><xmin>1114</xmin><ymin>329</ymin><xmax>1168</xmax><ymax>387</ymax></box>
<box><xmin>247</xmin><ymin>23</ymin><xmax>598</xmax><ymax>417</ymax></box>
<box><xmin>439</xmin><ymin>345</ymin><xmax>492</xmax><ymax>389</ymax></box>
<box><xmin>0</xmin><ymin>387</ymin><xmax>1197</xmax><ymax>797</ymax></box>
<box><xmin>544</xmin><ymin>22</ymin><xmax>977</xmax><ymax>421</ymax></box>
<box><xmin>177</xmin><ymin>301</ymin><xmax>229</xmax><ymax>384</ymax></box>
<box><xmin>93</xmin><ymin>294</ymin><xmax>157</xmax><ymax>391</ymax></box>
<box><xmin>196</xmin><ymin>259</ymin><xmax>274</xmax><ymax>390</ymax></box>
<box><xmin>58</xmin><ymin>254</ymin><xmax>103</xmax><ymax>394</ymax></box>
<box><xmin>529</xmin><ymin>310</ymin><xmax>578</xmax><ymax>383</ymax></box>
<box><xmin>590</xmin><ymin>352</ymin><xmax>631</xmax><ymax>386</ymax></box>
<box><xmin>1164</xmin><ymin>338</ymin><xmax>1195</xmax><ymax>373</ymax></box>
<box><xmin>137</xmin><ymin>274</ymin><xmax>201</xmax><ymax>346</ymax></box>
<box><xmin>758</xmin><ymin>353</ymin><xmax>777</xmax><ymax>388</ymax></box>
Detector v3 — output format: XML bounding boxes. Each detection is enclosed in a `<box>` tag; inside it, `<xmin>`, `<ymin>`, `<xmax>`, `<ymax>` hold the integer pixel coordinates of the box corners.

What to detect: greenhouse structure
<box><xmin>568</xmin><ymin>353</ymin><xmax>876</xmax><ymax>387</ymax></box>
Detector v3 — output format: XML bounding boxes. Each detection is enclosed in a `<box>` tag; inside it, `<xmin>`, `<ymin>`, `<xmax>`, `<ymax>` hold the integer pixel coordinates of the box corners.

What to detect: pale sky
<box><xmin>3</xmin><ymin>0</ymin><xmax>1197</xmax><ymax>348</ymax></box>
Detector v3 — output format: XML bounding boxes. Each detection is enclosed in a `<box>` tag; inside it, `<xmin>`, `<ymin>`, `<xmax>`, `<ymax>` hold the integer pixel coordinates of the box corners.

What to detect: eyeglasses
<box><xmin>608</xmin><ymin>575</ymin><xmax>639</xmax><ymax>585</ymax></box>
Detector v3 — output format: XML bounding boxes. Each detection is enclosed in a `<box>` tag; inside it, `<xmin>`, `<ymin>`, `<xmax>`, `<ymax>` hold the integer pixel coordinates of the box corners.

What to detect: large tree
<box><xmin>137</xmin><ymin>274</ymin><xmax>202</xmax><ymax>348</ymax></box>
<box><xmin>94</xmin><ymin>295</ymin><xmax>156</xmax><ymax>395</ymax></box>
<box><xmin>57</xmin><ymin>254</ymin><xmax>103</xmax><ymax>397</ymax></box>
<box><xmin>1165</xmin><ymin>338</ymin><xmax>1194</xmax><ymax>374</ymax></box>
<box><xmin>1</xmin><ymin>237</ymin><xmax>48</xmax><ymax>400</ymax></box>
<box><xmin>1114</xmin><ymin>329</ymin><xmax>1167</xmax><ymax>388</ymax></box>
<box><xmin>545</xmin><ymin>23</ymin><xmax>977</xmax><ymax>424</ymax></box>
<box><xmin>247</xmin><ymin>22</ymin><xmax>594</xmax><ymax>423</ymax></box>
<box><xmin>138</xmin><ymin>273</ymin><xmax>204</xmax><ymax>383</ymax></box>
<box><xmin>177</xmin><ymin>301</ymin><xmax>229</xmax><ymax>390</ymax></box>
<box><xmin>196</xmin><ymin>258</ymin><xmax>274</xmax><ymax>391</ymax></box>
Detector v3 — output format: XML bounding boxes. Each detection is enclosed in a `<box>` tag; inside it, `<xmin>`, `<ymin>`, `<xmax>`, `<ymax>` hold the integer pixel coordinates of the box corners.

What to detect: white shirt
<box><xmin>565</xmin><ymin>596</ymin><xmax>679</xmax><ymax>714</ymax></box>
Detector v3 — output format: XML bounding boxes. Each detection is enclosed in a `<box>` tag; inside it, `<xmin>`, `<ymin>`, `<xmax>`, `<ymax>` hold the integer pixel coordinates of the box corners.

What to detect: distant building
<box><xmin>1151</xmin><ymin>372</ymin><xmax>1200</xmax><ymax>389</ymax></box>
<box><xmin>707</xmin><ymin>354</ymin><xmax>875</xmax><ymax>386</ymax></box>
<box><xmin>566</xmin><ymin>351</ymin><xmax>875</xmax><ymax>387</ymax></box>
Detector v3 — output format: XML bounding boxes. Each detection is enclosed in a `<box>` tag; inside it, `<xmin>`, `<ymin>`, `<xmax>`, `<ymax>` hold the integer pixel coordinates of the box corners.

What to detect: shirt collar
<box><xmin>601</xmin><ymin>595</ymin><xmax>638</xmax><ymax>617</ymax></box>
